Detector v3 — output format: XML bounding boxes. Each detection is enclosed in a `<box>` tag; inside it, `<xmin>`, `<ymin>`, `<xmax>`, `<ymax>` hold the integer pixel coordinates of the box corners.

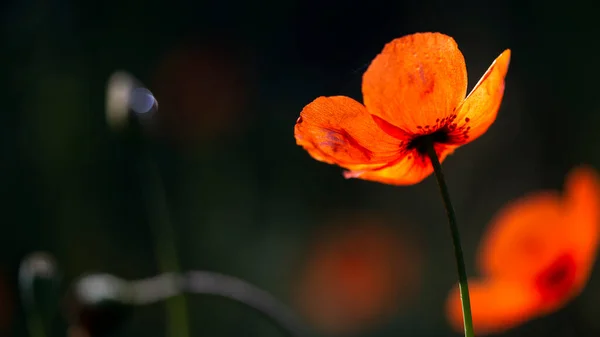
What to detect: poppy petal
<box><xmin>362</xmin><ymin>32</ymin><xmax>468</xmax><ymax>134</ymax></box>
<box><xmin>344</xmin><ymin>145</ymin><xmax>455</xmax><ymax>185</ymax></box>
<box><xmin>295</xmin><ymin>96</ymin><xmax>403</xmax><ymax>171</ymax></box>
<box><xmin>477</xmin><ymin>192</ymin><xmax>568</xmax><ymax>281</ymax></box>
<box><xmin>446</xmin><ymin>279</ymin><xmax>538</xmax><ymax>335</ymax></box>
<box><xmin>563</xmin><ymin>166</ymin><xmax>600</xmax><ymax>287</ymax></box>
<box><xmin>451</xmin><ymin>49</ymin><xmax>511</xmax><ymax>144</ymax></box>
<box><xmin>533</xmin><ymin>252</ymin><xmax>579</xmax><ymax>312</ymax></box>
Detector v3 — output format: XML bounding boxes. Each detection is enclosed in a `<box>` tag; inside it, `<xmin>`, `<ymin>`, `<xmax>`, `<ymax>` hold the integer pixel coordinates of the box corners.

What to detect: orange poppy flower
<box><xmin>446</xmin><ymin>166</ymin><xmax>600</xmax><ymax>335</ymax></box>
<box><xmin>294</xmin><ymin>32</ymin><xmax>511</xmax><ymax>185</ymax></box>
<box><xmin>292</xmin><ymin>214</ymin><xmax>422</xmax><ymax>335</ymax></box>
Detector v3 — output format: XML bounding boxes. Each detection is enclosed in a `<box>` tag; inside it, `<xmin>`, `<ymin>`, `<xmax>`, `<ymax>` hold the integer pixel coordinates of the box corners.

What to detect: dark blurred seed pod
<box><xmin>105</xmin><ymin>71</ymin><xmax>158</xmax><ymax>132</ymax></box>
<box><xmin>19</xmin><ymin>252</ymin><xmax>61</xmax><ymax>313</ymax></box>
<box><xmin>64</xmin><ymin>274</ymin><xmax>134</xmax><ymax>337</ymax></box>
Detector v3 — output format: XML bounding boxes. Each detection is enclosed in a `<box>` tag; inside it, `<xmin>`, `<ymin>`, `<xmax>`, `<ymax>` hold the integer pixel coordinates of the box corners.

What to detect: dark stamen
<box><xmin>407</xmin><ymin>130</ymin><xmax>450</xmax><ymax>154</ymax></box>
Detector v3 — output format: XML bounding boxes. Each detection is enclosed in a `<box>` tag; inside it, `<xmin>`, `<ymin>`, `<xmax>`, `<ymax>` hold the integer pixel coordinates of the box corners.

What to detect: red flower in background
<box><xmin>446</xmin><ymin>166</ymin><xmax>600</xmax><ymax>334</ymax></box>
<box><xmin>293</xmin><ymin>214</ymin><xmax>422</xmax><ymax>335</ymax></box>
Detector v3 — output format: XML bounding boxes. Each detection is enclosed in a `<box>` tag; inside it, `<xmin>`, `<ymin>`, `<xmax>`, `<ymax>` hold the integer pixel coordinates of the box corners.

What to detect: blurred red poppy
<box><xmin>446</xmin><ymin>166</ymin><xmax>600</xmax><ymax>334</ymax></box>
<box><xmin>293</xmin><ymin>213</ymin><xmax>422</xmax><ymax>335</ymax></box>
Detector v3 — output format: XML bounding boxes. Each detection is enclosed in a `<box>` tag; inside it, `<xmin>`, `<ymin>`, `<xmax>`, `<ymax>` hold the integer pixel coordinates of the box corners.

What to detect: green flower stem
<box><xmin>25</xmin><ymin>310</ymin><xmax>47</xmax><ymax>337</ymax></box>
<box><xmin>425</xmin><ymin>142</ymin><xmax>475</xmax><ymax>337</ymax></box>
<box><xmin>139</xmin><ymin>153</ymin><xmax>190</xmax><ymax>337</ymax></box>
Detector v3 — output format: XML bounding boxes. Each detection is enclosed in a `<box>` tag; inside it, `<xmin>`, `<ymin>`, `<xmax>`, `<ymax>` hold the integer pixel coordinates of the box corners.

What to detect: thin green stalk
<box><xmin>25</xmin><ymin>310</ymin><xmax>47</xmax><ymax>337</ymax></box>
<box><xmin>425</xmin><ymin>142</ymin><xmax>475</xmax><ymax>337</ymax></box>
<box><xmin>139</xmin><ymin>153</ymin><xmax>190</xmax><ymax>337</ymax></box>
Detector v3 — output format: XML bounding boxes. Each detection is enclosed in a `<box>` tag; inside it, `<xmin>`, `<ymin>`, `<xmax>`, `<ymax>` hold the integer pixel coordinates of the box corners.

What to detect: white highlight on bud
<box><xmin>105</xmin><ymin>71</ymin><xmax>158</xmax><ymax>131</ymax></box>
<box><xmin>106</xmin><ymin>71</ymin><xmax>134</xmax><ymax>130</ymax></box>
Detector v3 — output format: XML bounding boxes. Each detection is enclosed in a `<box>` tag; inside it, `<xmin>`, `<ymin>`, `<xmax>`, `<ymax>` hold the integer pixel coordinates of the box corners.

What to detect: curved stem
<box><xmin>425</xmin><ymin>142</ymin><xmax>475</xmax><ymax>337</ymax></box>
<box><xmin>77</xmin><ymin>271</ymin><xmax>309</xmax><ymax>337</ymax></box>
<box><xmin>138</xmin><ymin>151</ymin><xmax>190</xmax><ymax>337</ymax></box>
<box><xmin>183</xmin><ymin>271</ymin><xmax>310</xmax><ymax>337</ymax></box>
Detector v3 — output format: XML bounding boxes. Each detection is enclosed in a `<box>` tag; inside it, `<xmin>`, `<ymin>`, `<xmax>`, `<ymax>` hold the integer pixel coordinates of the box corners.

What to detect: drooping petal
<box><xmin>477</xmin><ymin>192</ymin><xmax>568</xmax><ymax>281</ymax></box>
<box><xmin>450</xmin><ymin>50</ymin><xmax>511</xmax><ymax>144</ymax></box>
<box><xmin>562</xmin><ymin>166</ymin><xmax>600</xmax><ymax>289</ymax></box>
<box><xmin>362</xmin><ymin>32</ymin><xmax>468</xmax><ymax>134</ymax></box>
<box><xmin>294</xmin><ymin>96</ymin><xmax>403</xmax><ymax>171</ymax></box>
<box><xmin>344</xmin><ymin>144</ymin><xmax>455</xmax><ymax>185</ymax></box>
<box><xmin>446</xmin><ymin>279</ymin><xmax>538</xmax><ymax>335</ymax></box>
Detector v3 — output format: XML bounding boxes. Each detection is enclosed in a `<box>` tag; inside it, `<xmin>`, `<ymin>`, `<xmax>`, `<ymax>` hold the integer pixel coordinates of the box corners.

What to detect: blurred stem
<box><xmin>139</xmin><ymin>150</ymin><xmax>190</xmax><ymax>337</ymax></box>
<box><xmin>425</xmin><ymin>141</ymin><xmax>475</xmax><ymax>337</ymax></box>
<box><xmin>79</xmin><ymin>271</ymin><xmax>309</xmax><ymax>337</ymax></box>
<box><xmin>183</xmin><ymin>271</ymin><xmax>310</xmax><ymax>337</ymax></box>
<box><xmin>25</xmin><ymin>310</ymin><xmax>47</xmax><ymax>337</ymax></box>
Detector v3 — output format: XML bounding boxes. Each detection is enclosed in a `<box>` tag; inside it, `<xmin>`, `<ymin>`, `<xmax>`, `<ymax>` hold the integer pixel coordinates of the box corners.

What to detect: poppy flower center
<box><xmin>534</xmin><ymin>253</ymin><xmax>577</xmax><ymax>303</ymax></box>
<box><xmin>407</xmin><ymin>130</ymin><xmax>450</xmax><ymax>155</ymax></box>
<box><xmin>402</xmin><ymin>114</ymin><xmax>471</xmax><ymax>155</ymax></box>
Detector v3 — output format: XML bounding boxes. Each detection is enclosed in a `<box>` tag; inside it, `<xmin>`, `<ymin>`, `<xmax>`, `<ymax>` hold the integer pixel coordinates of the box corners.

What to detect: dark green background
<box><xmin>3</xmin><ymin>0</ymin><xmax>600</xmax><ymax>336</ymax></box>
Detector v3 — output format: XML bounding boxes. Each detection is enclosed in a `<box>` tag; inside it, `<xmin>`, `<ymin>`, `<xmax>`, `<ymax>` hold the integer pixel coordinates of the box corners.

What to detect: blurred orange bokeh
<box><xmin>292</xmin><ymin>212</ymin><xmax>422</xmax><ymax>335</ymax></box>
<box><xmin>446</xmin><ymin>166</ymin><xmax>600</xmax><ymax>335</ymax></box>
